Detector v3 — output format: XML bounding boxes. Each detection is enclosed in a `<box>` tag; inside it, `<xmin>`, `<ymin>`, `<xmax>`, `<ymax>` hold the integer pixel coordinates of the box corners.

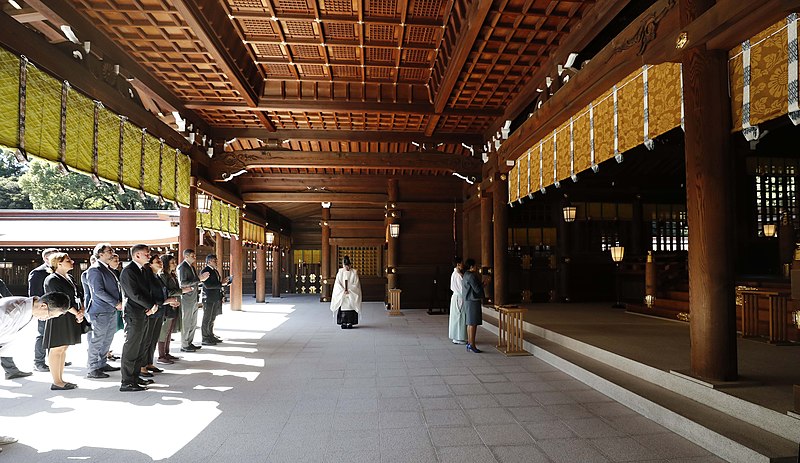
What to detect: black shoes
<box><xmin>139</xmin><ymin>371</ymin><xmax>154</xmax><ymax>378</ymax></box>
<box><xmin>120</xmin><ymin>383</ymin><xmax>145</xmax><ymax>392</ymax></box>
<box><xmin>180</xmin><ymin>345</ymin><xmax>197</xmax><ymax>352</ymax></box>
<box><xmin>100</xmin><ymin>365</ymin><xmax>121</xmax><ymax>372</ymax></box>
<box><xmin>51</xmin><ymin>382</ymin><xmax>77</xmax><ymax>390</ymax></box>
<box><xmin>201</xmin><ymin>339</ymin><xmax>217</xmax><ymax>346</ymax></box>
<box><xmin>341</xmin><ymin>323</ymin><xmax>355</xmax><ymax>329</ymax></box>
<box><xmin>5</xmin><ymin>371</ymin><xmax>32</xmax><ymax>380</ymax></box>
<box><xmin>34</xmin><ymin>364</ymin><xmax>50</xmax><ymax>372</ymax></box>
<box><xmin>146</xmin><ymin>366</ymin><xmax>163</xmax><ymax>373</ymax></box>
<box><xmin>87</xmin><ymin>370</ymin><xmax>110</xmax><ymax>379</ymax></box>
<box><xmin>137</xmin><ymin>377</ymin><xmax>154</xmax><ymax>385</ymax></box>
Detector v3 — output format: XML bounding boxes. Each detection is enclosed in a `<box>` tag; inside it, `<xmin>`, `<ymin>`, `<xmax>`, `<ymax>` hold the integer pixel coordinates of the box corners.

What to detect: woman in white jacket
<box><xmin>448</xmin><ymin>257</ymin><xmax>466</xmax><ymax>344</ymax></box>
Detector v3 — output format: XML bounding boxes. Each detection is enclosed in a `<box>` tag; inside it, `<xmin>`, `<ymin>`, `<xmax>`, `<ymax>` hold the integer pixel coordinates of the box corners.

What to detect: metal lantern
<box><xmin>763</xmin><ymin>223</ymin><xmax>777</xmax><ymax>237</ymax></box>
<box><xmin>562</xmin><ymin>206</ymin><xmax>576</xmax><ymax>222</ymax></box>
<box><xmin>266</xmin><ymin>232</ymin><xmax>275</xmax><ymax>245</ymax></box>
<box><xmin>644</xmin><ymin>294</ymin><xmax>656</xmax><ymax>308</ymax></box>
<box><xmin>610</xmin><ymin>246</ymin><xmax>625</xmax><ymax>262</ymax></box>
<box><xmin>389</xmin><ymin>223</ymin><xmax>400</xmax><ymax>238</ymax></box>
<box><xmin>197</xmin><ymin>192</ymin><xmax>212</xmax><ymax>214</ymax></box>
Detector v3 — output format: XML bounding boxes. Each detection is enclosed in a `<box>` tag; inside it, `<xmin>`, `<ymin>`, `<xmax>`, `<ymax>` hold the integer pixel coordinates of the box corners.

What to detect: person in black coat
<box><xmin>28</xmin><ymin>247</ymin><xmax>60</xmax><ymax>371</ymax></box>
<box><xmin>462</xmin><ymin>258</ymin><xmax>485</xmax><ymax>353</ymax></box>
<box><xmin>118</xmin><ymin>244</ymin><xmax>159</xmax><ymax>392</ymax></box>
<box><xmin>200</xmin><ymin>254</ymin><xmax>230</xmax><ymax>345</ymax></box>
<box><xmin>139</xmin><ymin>255</ymin><xmax>178</xmax><ymax>378</ymax></box>
<box><xmin>43</xmin><ymin>252</ymin><xmax>85</xmax><ymax>390</ymax></box>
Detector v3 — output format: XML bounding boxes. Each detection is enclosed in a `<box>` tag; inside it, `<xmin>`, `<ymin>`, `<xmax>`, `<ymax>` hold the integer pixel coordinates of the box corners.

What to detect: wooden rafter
<box><xmin>424</xmin><ymin>0</ymin><xmax>494</xmax><ymax>136</ymax></box>
<box><xmin>185</xmin><ymin>100</ymin><xmax>501</xmax><ymax>117</ymax></box>
<box><xmin>243</xmin><ymin>192</ymin><xmax>389</xmax><ymax>204</ymax></box>
<box><xmin>172</xmin><ymin>0</ymin><xmax>275</xmax><ymax>132</ymax></box>
<box><xmin>211</xmin><ymin>128</ymin><xmax>483</xmax><ymax>145</ymax></box>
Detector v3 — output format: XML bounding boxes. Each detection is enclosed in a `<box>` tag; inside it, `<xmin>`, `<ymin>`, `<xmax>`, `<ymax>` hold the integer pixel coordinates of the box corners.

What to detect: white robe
<box><xmin>330</xmin><ymin>267</ymin><xmax>362</xmax><ymax>314</ymax></box>
<box><xmin>448</xmin><ymin>269</ymin><xmax>466</xmax><ymax>341</ymax></box>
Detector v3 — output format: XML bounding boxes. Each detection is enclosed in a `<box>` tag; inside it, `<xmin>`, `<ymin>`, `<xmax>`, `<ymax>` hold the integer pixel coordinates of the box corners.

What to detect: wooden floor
<box><xmin>511</xmin><ymin>302</ymin><xmax>800</xmax><ymax>414</ymax></box>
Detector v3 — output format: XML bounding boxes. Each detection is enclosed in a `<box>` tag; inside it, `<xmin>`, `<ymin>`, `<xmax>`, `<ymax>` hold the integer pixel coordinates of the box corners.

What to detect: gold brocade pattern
<box><xmin>648</xmin><ymin>63</ymin><xmax>682</xmax><ymax>139</ymax></box>
<box><xmin>617</xmin><ymin>72</ymin><xmax>645</xmax><ymax>154</ymax></box>
<box><xmin>121</xmin><ymin>121</ymin><xmax>143</xmax><ymax>192</ymax></box>
<box><xmin>0</xmin><ymin>48</ymin><xmax>18</xmax><ymax>149</ymax></box>
<box><xmin>749</xmin><ymin>21</ymin><xmax>788</xmax><ymax>126</ymax></box>
<box><xmin>593</xmin><ymin>89</ymin><xmax>615</xmax><ymax>165</ymax></box>
<box><xmin>556</xmin><ymin>122</ymin><xmax>570</xmax><ymax>183</ymax></box>
<box><xmin>541</xmin><ymin>135</ymin><xmax>554</xmax><ymax>187</ymax></box>
<box><xmin>65</xmin><ymin>88</ymin><xmax>94</xmax><ymax>174</ymax></box>
<box><xmin>242</xmin><ymin>220</ymin><xmax>265</xmax><ymax>245</ymax></box>
<box><xmin>142</xmin><ymin>134</ymin><xmax>161</xmax><ymax>197</ymax></box>
<box><xmin>518</xmin><ymin>150</ymin><xmax>530</xmax><ymax>198</ymax></box>
<box><xmin>96</xmin><ymin>107</ymin><xmax>120</xmax><ymax>184</ymax></box>
<box><xmin>730</xmin><ymin>53</ymin><xmax>745</xmax><ymax>130</ymax></box>
<box><xmin>161</xmin><ymin>145</ymin><xmax>176</xmax><ymax>201</ymax></box>
<box><xmin>508</xmin><ymin>162</ymin><xmax>518</xmax><ymax>202</ymax></box>
<box><xmin>176</xmin><ymin>154</ymin><xmax>191</xmax><ymax>207</ymax></box>
<box><xmin>24</xmin><ymin>67</ymin><xmax>61</xmax><ymax>163</ymax></box>
<box><xmin>573</xmin><ymin>110</ymin><xmax>591</xmax><ymax>173</ymax></box>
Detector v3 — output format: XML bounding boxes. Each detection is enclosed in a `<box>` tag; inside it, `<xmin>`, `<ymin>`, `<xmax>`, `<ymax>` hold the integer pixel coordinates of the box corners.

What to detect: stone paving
<box><xmin>0</xmin><ymin>295</ymin><xmax>724</xmax><ymax>462</ymax></box>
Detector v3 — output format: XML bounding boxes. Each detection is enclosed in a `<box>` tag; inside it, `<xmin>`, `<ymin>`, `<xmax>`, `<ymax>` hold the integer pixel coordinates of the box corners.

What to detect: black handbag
<box><xmin>80</xmin><ymin>318</ymin><xmax>92</xmax><ymax>334</ymax></box>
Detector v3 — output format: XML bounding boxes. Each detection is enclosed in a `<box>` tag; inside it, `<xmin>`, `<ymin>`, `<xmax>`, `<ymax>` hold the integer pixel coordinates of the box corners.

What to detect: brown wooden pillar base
<box><xmin>256</xmin><ymin>247</ymin><xmax>266</xmax><ymax>303</ymax></box>
<box><xmin>480</xmin><ymin>193</ymin><xmax>493</xmax><ymax>303</ymax></box>
<box><xmin>230</xmin><ymin>233</ymin><xmax>243</xmax><ymax>311</ymax></box>
<box><xmin>492</xmin><ymin>174</ymin><xmax>508</xmax><ymax>306</ymax></box>
<box><xmin>272</xmin><ymin>245</ymin><xmax>281</xmax><ymax>298</ymax></box>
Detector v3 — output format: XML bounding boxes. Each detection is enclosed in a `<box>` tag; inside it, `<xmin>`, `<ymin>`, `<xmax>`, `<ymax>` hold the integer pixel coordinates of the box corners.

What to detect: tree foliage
<box><xmin>4</xmin><ymin>151</ymin><xmax>172</xmax><ymax>210</ymax></box>
<box><xmin>0</xmin><ymin>151</ymin><xmax>33</xmax><ymax>209</ymax></box>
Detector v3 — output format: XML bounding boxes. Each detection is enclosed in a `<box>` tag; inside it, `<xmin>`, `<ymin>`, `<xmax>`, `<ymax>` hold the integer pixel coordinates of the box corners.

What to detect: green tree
<box><xmin>18</xmin><ymin>158</ymin><xmax>172</xmax><ymax>210</ymax></box>
<box><xmin>0</xmin><ymin>150</ymin><xmax>33</xmax><ymax>209</ymax></box>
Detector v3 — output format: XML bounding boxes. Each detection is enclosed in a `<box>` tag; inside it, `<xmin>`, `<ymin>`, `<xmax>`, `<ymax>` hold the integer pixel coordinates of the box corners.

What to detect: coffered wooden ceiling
<box><xmin>5</xmin><ymin>0</ymin><xmax>605</xmax><ymax>219</ymax></box>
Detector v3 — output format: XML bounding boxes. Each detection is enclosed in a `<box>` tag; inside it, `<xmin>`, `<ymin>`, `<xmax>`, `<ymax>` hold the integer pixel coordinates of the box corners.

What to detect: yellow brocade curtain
<box><xmin>508</xmin><ymin>162</ymin><xmax>519</xmax><ymax>203</ymax></box>
<box><xmin>197</xmin><ymin>197</ymin><xmax>241</xmax><ymax>236</ymax></box>
<box><xmin>0</xmin><ymin>45</ymin><xmax>192</xmax><ymax>205</ymax></box>
<box><xmin>242</xmin><ymin>220</ymin><xmax>265</xmax><ymax>246</ymax></box>
<box><xmin>555</xmin><ymin>122</ymin><xmax>570</xmax><ymax>184</ymax></box>
<box><xmin>518</xmin><ymin>149</ymin><xmax>530</xmax><ymax>199</ymax></box>
<box><xmin>730</xmin><ymin>14</ymin><xmax>799</xmax><ymax>138</ymax></box>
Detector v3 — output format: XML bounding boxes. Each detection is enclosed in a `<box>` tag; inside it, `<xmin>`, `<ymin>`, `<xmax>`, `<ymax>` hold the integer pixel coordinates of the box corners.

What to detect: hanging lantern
<box><xmin>763</xmin><ymin>223</ymin><xmax>777</xmax><ymax>237</ymax></box>
<box><xmin>562</xmin><ymin>206</ymin><xmax>576</xmax><ymax>222</ymax></box>
<box><xmin>389</xmin><ymin>223</ymin><xmax>400</xmax><ymax>238</ymax></box>
<box><xmin>266</xmin><ymin>232</ymin><xmax>275</xmax><ymax>245</ymax></box>
<box><xmin>197</xmin><ymin>192</ymin><xmax>212</xmax><ymax>214</ymax></box>
<box><xmin>610</xmin><ymin>246</ymin><xmax>625</xmax><ymax>263</ymax></box>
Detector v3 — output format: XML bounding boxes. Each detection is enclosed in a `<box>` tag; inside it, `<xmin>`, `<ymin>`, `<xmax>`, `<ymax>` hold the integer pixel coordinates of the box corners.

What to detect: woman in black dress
<box><xmin>43</xmin><ymin>252</ymin><xmax>85</xmax><ymax>390</ymax></box>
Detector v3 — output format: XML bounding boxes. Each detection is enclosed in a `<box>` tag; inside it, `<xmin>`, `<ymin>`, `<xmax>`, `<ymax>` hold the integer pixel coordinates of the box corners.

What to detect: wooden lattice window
<box><xmin>749</xmin><ymin>157</ymin><xmax>798</xmax><ymax>236</ymax></box>
<box><xmin>644</xmin><ymin>204</ymin><xmax>688</xmax><ymax>252</ymax></box>
<box><xmin>337</xmin><ymin>246</ymin><xmax>380</xmax><ymax>277</ymax></box>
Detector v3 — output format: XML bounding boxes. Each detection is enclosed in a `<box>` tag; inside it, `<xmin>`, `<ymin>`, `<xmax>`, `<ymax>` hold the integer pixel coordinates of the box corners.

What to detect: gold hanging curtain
<box><xmin>197</xmin><ymin>196</ymin><xmax>241</xmax><ymax>236</ymax></box>
<box><xmin>242</xmin><ymin>220</ymin><xmax>265</xmax><ymax>246</ymax></box>
<box><xmin>0</xmin><ymin>45</ymin><xmax>191</xmax><ymax>205</ymax></box>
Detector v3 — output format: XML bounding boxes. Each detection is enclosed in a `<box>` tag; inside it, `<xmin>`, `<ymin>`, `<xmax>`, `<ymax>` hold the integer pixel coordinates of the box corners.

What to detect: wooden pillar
<box><xmin>321</xmin><ymin>206</ymin><xmax>331</xmax><ymax>302</ymax></box>
<box><xmin>179</xmin><ymin>182</ymin><xmax>197</xmax><ymax>256</ymax></box>
<box><xmin>230</xmin><ymin>231</ymin><xmax>243</xmax><ymax>311</ymax></box>
<box><xmin>387</xmin><ymin>179</ymin><xmax>399</xmax><ymax>291</ymax></box>
<box><xmin>215</xmin><ymin>234</ymin><xmax>224</xmax><ymax>272</ymax></box>
<box><xmin>493</xmin><ymin>175</ymin><xmax>508</xmax><ymax>306</ymax></box>
<box><xmin>631</xmin><ymin>195</ymin><xmax>644</xmax><ymax>256</ymax></box>
<box><xmin>480</xmin><ymin>191</ymin><xmax>493</xmax><ymax>302</ymax></box>
<box><xmin>556</xmin><ymin>200</ymin><xmax>570</xmax><ymax>302</ymax></box>
<box><xmin>255</xmin><ymin>247</ymin><xmax>266</xmax><ymax>303</ymax></box>
<box><xmin>272</xmin><ymin>242</ymin><xmax>281</xmax><ymax>298</ymax></box>
<box><xmin>681</xmin><ymin>0</ymin><xmax>737</xmax><ymax>382</ymax></box>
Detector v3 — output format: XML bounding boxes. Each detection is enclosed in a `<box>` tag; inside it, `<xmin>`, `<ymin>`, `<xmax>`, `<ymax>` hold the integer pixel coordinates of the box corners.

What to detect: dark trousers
<box><xmin>121</xmin><ymin>311</ymin><xmax>146</xmax><ymax>385</ymax></box>
<box><xmin>34</xmin><ymin>320</ymin><xmax>46</xmax><ymax>367</ymax></box>
<box><xmin>1</xmin><ymin>357</ymin><xmax>19</xmax><ymax>374</ymax></box>
<box><xmin>145</xmin><ymin>317</ymin><xmax>163</xmax><ymax>367</ymax></box>
<box><xmin>135</xmin><ymin>316</ymin><xmax>158</xmax><ymax>373</ymax></box>
<box><xmin>201</xmin><ymin>298</ymin><xmax>221</xmax><ymax>341</ymax></box>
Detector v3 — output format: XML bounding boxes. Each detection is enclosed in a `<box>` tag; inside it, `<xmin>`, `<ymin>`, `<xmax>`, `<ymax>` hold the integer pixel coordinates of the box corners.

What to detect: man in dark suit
<box><xmin>200</xmin><ymin>254</ymin><xmax>230</xmax><ymax>346</ymax></box>
<box><xmin>85</xmin><ymin>243</ymin><xmax>123</xmax><ymax>379</ymax></box>
<box><xmin>28</xmin><ymin>248</ymin><xmax>59</xmax><ymax>372</ymax></box>
<box><xmin>118</xmin><ymin>244</ymin><xmax>159</xmax><ymax>392</ymax></box>
<box><xmin>177</xmin><ymin>249</ymin><xmax>208</xmax><ymax>352</ymax></box>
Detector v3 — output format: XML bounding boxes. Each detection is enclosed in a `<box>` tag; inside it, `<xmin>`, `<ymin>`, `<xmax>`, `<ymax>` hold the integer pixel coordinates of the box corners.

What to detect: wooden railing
<box><xmin>738</xmin><ymin>289</ymin><xmax>793</xmax><ymax>344</ymax></box>
<box><xmin>388</xmin><ymin>289</ymin><xmax>403</xmax><ymax>317</ymax></box>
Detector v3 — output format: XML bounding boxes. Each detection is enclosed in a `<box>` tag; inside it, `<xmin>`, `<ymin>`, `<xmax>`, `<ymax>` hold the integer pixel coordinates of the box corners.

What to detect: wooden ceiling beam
<box><xmin>172</xmin><ymin>0</ymin><xmax>275</xmax><ymax>132</ymax></box>
<box><xmin>229</xmin><ymin>11</ymin><xmax>444</xmax><ymax>27</ymax></box>
<box><xmin>243</xmin><ymin>192</ymin><xmax>389</xmax><ymax>204</ymax></box>
<box><xmin>185</xmin><ymin>100</ymin><xmax>502</xmax><ymax>117</ymax></box>
<box><xmin>38</xmin><ymin>0</ymin><xmax>210</xmax><ymax>135</ymax></box>
<box><xmin>425</xmin><ymin>0</ymin><xmax>494</xmax><ymax>136</ymax></box>
<box><xmin>485</xmin><ymin>0</ymin><xmax>632</xmax><ymax>138</ymax></box>
<box><xmin>210</xmin><ymin>128</ymin><xmax>484</xmax><ymax>145</ymax></box>
<box><xmin>217</xmin><ymin>149</ymin><xmax>482</xmax><ymax>176</ymax></box>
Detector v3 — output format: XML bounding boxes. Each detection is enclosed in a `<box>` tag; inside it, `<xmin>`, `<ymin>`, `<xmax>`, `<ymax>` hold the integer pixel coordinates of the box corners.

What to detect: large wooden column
<box><xmin>556</xmin><ymin>201</ymin><xmax>570</xmax><ymax>302</ymax></box>
<box><xmin>321</xmin><ymin>206</ymin><xmax>331</xmax><ymax>302</ymax></box>
<box><xmin>215</xmin><ymin>234</ymin><xmax>224</xmax><ymax>268</ymax></box>
<box><xmin>681</xmin><ymin>0</ymin><xmax>737</xmax><ymax>381</ymax></box>
<box><xmin>179</xmin><ymin>182</ymin><xmax>197</xmax><ymax>256</ymax></box>
<box><xmin>272</xmin><ymin>242</ymin><xmax>281</xmax><ymax>298</ymax></box>
<box><xmin>387</xmin><ymin>179</ymin><xmax>399</xmax><ymax>291</ymax></box>
<box><xmin>255</xmin><ymin>247</ymin><xmax>266</xmax><ymax>303</ymax></box>
<box><xmin>230</xmin><ymin>230</ymin><xmax>243</xmax><ymax>311</ymax></box>
<box><xmin>492</xmin><ymin>175</ymin><xmax>508</xmax><ymax>306</ymax></box>
<box><xmin>480</xmin><ymin>191</ymin><xmax>493</xmax><ymax>302</ymax></box>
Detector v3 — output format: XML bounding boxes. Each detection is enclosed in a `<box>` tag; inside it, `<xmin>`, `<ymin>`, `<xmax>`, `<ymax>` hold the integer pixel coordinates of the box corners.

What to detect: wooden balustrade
<box><xmin>388</xmin><ymin>289</ymin><xmax>403</xmax><ymax>317</ymax></box>
<box><xmin>738</xmin><ymin>289</ymin><xmax>793</xmax><ymax>344</ymax></box>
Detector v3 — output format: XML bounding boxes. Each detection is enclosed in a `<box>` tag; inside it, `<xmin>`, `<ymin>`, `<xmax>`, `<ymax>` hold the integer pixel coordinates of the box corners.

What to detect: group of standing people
<box><xmin>448</xmin><ymin>257</ymin><xmax>485</xmax><ymax>353</ymax></box>
<box><xmin>0</xmin><ymin>245</ymin><xmax>229</xmax><ymax>393</ymax></box>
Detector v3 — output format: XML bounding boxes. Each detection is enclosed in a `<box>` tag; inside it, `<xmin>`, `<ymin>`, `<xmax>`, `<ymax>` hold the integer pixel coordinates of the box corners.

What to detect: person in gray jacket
<box><xmin>177</xmin><ymin>249</ymin><xmax>208</xmax><ymax>352</ymax></box>
<box><xmin>85</xmin><ymin>244</ymin><xmax>123</xmax><ymax>379</ymax></box>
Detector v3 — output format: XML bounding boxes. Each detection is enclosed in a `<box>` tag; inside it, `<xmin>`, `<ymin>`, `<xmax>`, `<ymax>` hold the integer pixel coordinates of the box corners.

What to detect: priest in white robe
<box><xmin>448</xmin><ymin>257</ymin><xmax>466</xmax><ymax>344</ymax></box>
<box><xmin>330</xmin><ymin>256</ymin><xmax>362</xmax><ymax>329</ymax></box>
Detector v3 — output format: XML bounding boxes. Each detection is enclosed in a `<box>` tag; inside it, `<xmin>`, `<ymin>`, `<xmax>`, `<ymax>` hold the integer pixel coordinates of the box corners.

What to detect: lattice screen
<box><xmin>337</xmin><ymin>246</ymin><xmax>380</xmax><ymax>277</ymax></box>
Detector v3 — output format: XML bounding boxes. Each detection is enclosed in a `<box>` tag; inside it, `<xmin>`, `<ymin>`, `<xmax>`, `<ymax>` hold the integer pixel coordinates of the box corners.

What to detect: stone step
<box><xmin>482</xmin><ymin>308</ymin><xmax>800</xmax><ymax>463</ymax></box>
